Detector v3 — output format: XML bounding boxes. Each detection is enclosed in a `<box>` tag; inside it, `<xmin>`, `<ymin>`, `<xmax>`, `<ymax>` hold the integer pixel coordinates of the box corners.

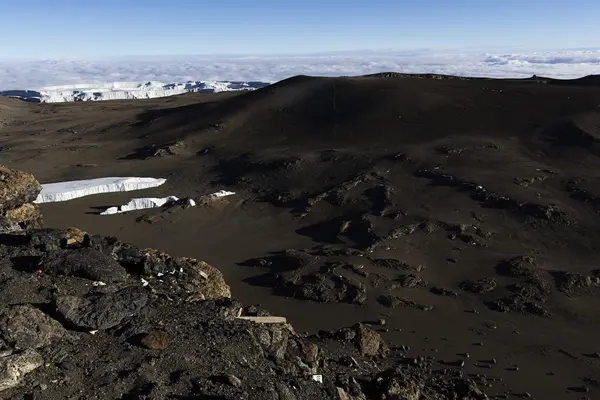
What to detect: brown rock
<box><xmin>140</xmin><ymin>331</ymin><xmax>169</xmax><ymax>350</ymax></box>
<box><xmin>353</xmin><ymin>323</ymin><xmax>389</xmax><ymax>357</ymax></box>
<box><xmin>0</xmin><ymin>166</ymin><xmax>42</xmax><ymax>212</ymax></box>
<box><xmin>175</xmin><ymin>257</ymin><xmax>231</xmax><ymax>299</ymax></box>
<box><xmin>0</xmin><ymin>203</ymin><xmax>43</xmax><ymax>233</ymax></box>
<box><xmin>61</xmin><ymin>227</ymin><xmax>87</xmax><ymax>247</ymax></box>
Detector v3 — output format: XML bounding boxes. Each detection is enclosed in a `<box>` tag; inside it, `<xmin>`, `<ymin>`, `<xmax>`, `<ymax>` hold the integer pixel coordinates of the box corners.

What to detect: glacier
<box><xmin>0</xmin><ymin>80</ymin><xmax>270</xmax><ymax>103</ymax></box>
<box><xmin>34</xmin><ymin>177</ymin><xmax>167</xmax><ymax>203</ymax></box>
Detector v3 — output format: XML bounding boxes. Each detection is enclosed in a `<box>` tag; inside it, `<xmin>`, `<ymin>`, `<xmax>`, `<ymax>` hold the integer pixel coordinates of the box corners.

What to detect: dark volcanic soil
<box><xmin>2</xmin><ymin>74</ymin><xmax>600</xmax><ymax>399</ymax></box>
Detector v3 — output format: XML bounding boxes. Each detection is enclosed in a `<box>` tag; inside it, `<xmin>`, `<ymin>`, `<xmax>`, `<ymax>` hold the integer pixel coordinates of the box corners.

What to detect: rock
<box><xmin>140</xmin><ymin>331</ymin><xmax>169</xmax><ymax>350</ymax></box>
<box><xmin>336</xmin><ymin>387</ymin><xmax>350</xmax><ymax>400</ymax></box>
<box><xmin>430</xmin><ymin>287</ymin><xmax>458</xmax><ymax>298</ymax></box>
<box><xmin>0</xmin><ymin>203</ymin><xmax>43</xmax><ymax>233</ymax></box>
<box><xmin>221</xmin><ymin>373</ymin><xmax>242</xmax><ymax>388</ymax></box>
<box><xmin>389</xmin><ymin>274</ymin><xmax>427</xmax><ymax>289</ymax></box>
<box><xmin>448</xmin><ymin>378</ymin><xmax>489</xmax><ymax>399</ymax></box>
<box><xmin>496</xmin><ymin>257</ymin><xmax>550</xmax><ymax>294</ymax></box>
<box><xmin>254</xmin><ymin>324</ymin><xmax>293</xmax><ymax>361</ymax></box>
<box><xmin>40</xmin><ymin>248</ymin><xmax>128</xmax><ymax>282</ymax></box>
<box><xmin>551</xmin><ymin>271</ymin><xmax>600</xmax><ymax>296</ymax></box>
<box><xmin>0</xmin><ymin>305</ymin><xmax>65</xmax><ymax>350</ymax></box>
<box><xmin>487</xmin><ymin>294</ymin><xmax>550</xmax><ymax>317</ymax></box>
<box><xmin>301</xmin><ymin>341</ymin><xmax>319</xmax><ymax>363</ymax></box>
<box><xmin>140</xmin><ymin>248</ymin><xmax>171</xmax><ymax>275</ymax></box>
<box><xmin>353</xmin><ymin>323</ymin><xmax>389</xmax><ymax>357</ymax></box>
<box><xmin>139</xmin><ymin>251</ymin><xmax>231</xmax><ymax>300</ymax></box>
<box><xmin>377</xmin><ymin>374</ymin><xmax>424</xmax><ymax>400</ymax></box>
<box><xmin>174</xmin><ymin>257</ymin><xmax>231</xmax><ymax>299</ymax></box>
<box><xmin>55</xmin><ymin>287</ymin><xmax>148</xmax><ymax>330</ymax></box>
<box><xmin>61</xmin><ymin>227</ymin><xmax>87</xmax><ymax>247</ymax></box>
<box><xmin>276</xmin><ymin>382</ymin><xmax>298</xmax><ymax>400</ymax></box>
<box><xmin>377</xmin><ymin>295</ymin><xmax>433</xmax><ymax>311</ymax></box>
<box><xmin>0</xmin><ymin>166</ymin><xmax>41</xmax><ymax>212</ymax></box>
<box><xmin>0</xmin><ymin>349</ymin><xmax>43</xmax><ymax>392</ymax></box>
<box><xmin>460</xmin><ymin>278</ymin><xmax>498</xmax><ymax>293</ymax></box>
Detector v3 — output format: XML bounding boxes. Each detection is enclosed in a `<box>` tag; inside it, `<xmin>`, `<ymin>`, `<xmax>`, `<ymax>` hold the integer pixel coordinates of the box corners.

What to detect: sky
<box><xmin>1</xmin><ymin>0</ymin><xmax>599</xmax><ymax>59</ymax></box>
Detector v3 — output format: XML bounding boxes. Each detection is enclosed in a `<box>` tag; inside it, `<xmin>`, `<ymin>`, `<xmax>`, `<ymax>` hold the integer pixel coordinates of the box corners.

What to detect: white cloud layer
<box><xmin>1</xmin><ymin>48</ymin><xmax>599</xmax><ymax>90</ymax></box>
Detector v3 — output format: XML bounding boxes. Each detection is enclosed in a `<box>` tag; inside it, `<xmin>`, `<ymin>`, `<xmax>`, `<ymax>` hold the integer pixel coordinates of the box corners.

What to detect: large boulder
<box><xmin>0</xmin><ymin>166</ymin><xmax>41</xmax><ymax>213</ymax></box>
<box><xmin>0</xmin><ymin>203</ymin><xmax>43</xmax><ymax>234</ymax></box>
<box><xmin>0</xmin><ymin>166</ymin><xmax>43</xmax><ymax>234</ymax></box>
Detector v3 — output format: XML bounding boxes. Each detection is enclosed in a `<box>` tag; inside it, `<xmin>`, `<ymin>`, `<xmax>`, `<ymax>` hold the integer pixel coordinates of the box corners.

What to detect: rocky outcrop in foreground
<box><xmin>0</xmin><ymin>166</ymin><xmax>488</xmax><ymax>399</ymax></box>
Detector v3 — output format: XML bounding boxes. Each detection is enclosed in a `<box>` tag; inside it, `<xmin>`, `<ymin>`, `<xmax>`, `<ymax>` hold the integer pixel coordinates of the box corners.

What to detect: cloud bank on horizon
<box><xmin>1</xmin><ymin>48</ymin><xmax>599</xmax><ymax>91</ymax></box>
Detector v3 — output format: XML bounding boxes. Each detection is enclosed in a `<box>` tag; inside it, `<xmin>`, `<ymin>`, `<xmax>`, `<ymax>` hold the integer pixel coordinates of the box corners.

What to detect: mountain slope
<box><xmin>2</xmin><ymin>73</ymin><xmax>600</xmax><ymax>398</ymax></box>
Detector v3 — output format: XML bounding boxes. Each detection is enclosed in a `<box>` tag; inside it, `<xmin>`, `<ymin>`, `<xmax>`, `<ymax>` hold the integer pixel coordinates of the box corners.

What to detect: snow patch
<box><xmin>34</xmin><ymin>177</ymin><xmax>166</xmax><ymax>203</ymax></box>
<box><xmin>210</xmin><ymin>190</ymin><xmax>236</xmax><ymax>198</ymax></box>
<box><xmin>100</xmin><ymin>196</ymin><xmax>180</xmax><ymax>215</ymax></box>
<box><xmin>100</xmin><ymin>190</ymin><xmax>234</xmax><ymax>215</ymax></box>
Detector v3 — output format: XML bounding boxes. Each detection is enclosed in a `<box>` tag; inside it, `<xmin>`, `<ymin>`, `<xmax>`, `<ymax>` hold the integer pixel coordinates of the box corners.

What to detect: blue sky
<box><xmin>1</xmin><ymin>0</ymin><xmax>599</xmax><ymax>59</ymax></box>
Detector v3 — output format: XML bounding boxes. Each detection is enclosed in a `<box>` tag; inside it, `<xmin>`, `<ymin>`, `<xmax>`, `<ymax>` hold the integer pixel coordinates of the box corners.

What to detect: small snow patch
<box><xmin>211</xmin><ymin>190</ymin><xmax>235</xmax><ymax>198</ymax></box>
<box><xmin>100</xmin><ymin>196</ymin><xmax>180</xmax><ymax>215</ymax></box>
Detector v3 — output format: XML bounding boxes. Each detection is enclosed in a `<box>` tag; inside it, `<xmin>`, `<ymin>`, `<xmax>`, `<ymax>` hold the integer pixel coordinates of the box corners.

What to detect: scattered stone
<box><xmin>496</xmin><ymin>256</ymin><xmax>551</xmax><ymax>295</ymax></box>
<box><xmin>551</xmin><ymin>271</ymin><xmax>600</xmax><ymax>296</ymax></box>
<box><xmin>375</xmin><ymin>373</ymin><xmax>424</xmax><ymax>399</ymax></box>
<box><xmin>389</xmin><ymin>274</ymin><xmax>427</xmax><ymax>289</ymax></box>
<box><xmin>460</xmin><ymin>278</ymin><xmax>498</xmax><ymax>293</ymax></box>
<box><xmin>0</xmin><ymin>305</ymin><xmax>65</xmax><ymax>350</ymax></box>
<box><xmin>128</xmin><ymin>141</ymin><xmax>186</xmax><ymax>159</ymax></box>
<box><xmin>487</xmin><ymin>295</ymin><xmax>550</xmax><ymax>317</ymax></box>
<box><xmin>430</xmin><ymin>287</ymin><xmax>458</xmax><ymax>298</ymax></box>
<box><xmin>377</xmin><ymin>295</ymin><xmax>433</xmax><ymax>311</ymax></box>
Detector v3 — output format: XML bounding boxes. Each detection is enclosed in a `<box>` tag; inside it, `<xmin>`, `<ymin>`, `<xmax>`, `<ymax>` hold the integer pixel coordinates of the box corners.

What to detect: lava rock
<box><xmin>40</xmin><ymin>247</ymin><xmax>128</xmax><ymax>282</ymax></box>
<box><xmin>55</xmin><ymin>287</ymin><xmax>148</xmax><ymax>330</ymax></box>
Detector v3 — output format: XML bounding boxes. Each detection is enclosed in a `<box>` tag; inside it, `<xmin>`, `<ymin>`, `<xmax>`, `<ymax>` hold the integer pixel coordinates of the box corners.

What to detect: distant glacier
<box><xmin>0</xmin><ymin>80</ymin><xmax>271</xmax><ymax>103</ymax></box>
